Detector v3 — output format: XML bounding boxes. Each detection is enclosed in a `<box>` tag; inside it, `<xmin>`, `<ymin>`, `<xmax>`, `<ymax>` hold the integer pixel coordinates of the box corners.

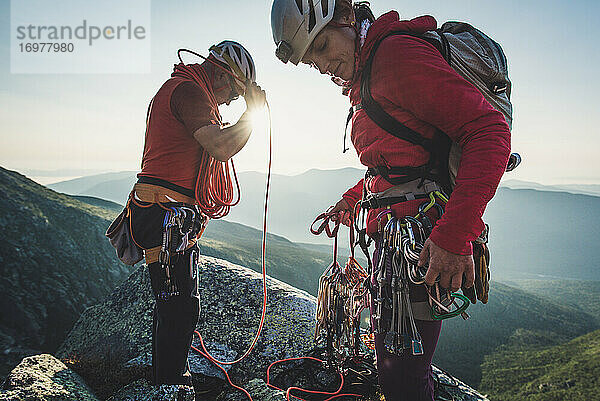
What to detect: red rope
<box><xmin>170</xmin><ymin>62</ymin><xmax>241</xmax><ymax>219</ymax></box>
<box><xmin>188</xmin><ymin>101</ymin><xmax>272</xmax><ymax>400</ymax></box>
<box><xmin>266</xmin><ymin>357</ymin><xmax>362</xmax><ymax>401</ymax></box>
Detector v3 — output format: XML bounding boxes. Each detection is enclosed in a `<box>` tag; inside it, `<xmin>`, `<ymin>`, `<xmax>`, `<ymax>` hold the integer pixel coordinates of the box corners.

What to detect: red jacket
<box><xmin>342</xmin><ymin>12</ymin><xmax>511</xmax><ymax>255</ymax></box>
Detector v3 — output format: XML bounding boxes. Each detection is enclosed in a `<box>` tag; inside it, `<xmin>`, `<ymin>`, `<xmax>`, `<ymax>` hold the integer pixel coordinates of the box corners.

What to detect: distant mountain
<box><xmin>47</xmin><ymin>168</ymin><xmax>364</xmax><ymax>247</ymax></box>
<box><xmin>502</xmin><ymin>179</ymin><xmax>600</xmax><ymax>197</ymax></box>
<box><xmin>484</xmin><ymin>188</ymin><xmax>600</xmax><ymax>281</ymax></box>
<box><xmin>557</xmin><ymin>183</ymin><xmax>600</xmax><ymax>196</ymax></box>
<box><xmin>71</xmin><ymin>195</ymin><xmax>124</xmax><ymax>214</ymax></box>
<box><xmin>46</xmin><ymin>169</ymin><xmax>600</xmax><ymax>283</ymax></box>
<box><xmin>480</xmin><ymin>328</ymin><xmax>600</xmax><ymax>400</ymax></box>
<box><xmin>22</xmin><ymin>168</ymin><xmax>108</xmax><ymax>178</ymax></box>
<box><xmin>47</xmin><ymin>171</ymin><xmax>137</xmax><ymax>205</ymax></box>
<box><xmin>47</xmin><ymin>167</ymin><xmax>365</xmax><ymax>240</ymax></box>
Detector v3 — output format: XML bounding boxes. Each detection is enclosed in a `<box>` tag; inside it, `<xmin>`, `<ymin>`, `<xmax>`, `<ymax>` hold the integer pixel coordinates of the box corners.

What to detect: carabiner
<box><xmin>430</xmin><ymin>292</ymin><xmax>470</xmax><ymax>320</ymax></box>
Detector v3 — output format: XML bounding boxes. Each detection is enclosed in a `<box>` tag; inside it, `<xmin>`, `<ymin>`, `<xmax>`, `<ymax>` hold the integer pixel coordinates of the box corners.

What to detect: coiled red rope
<box><xmin>171</xmin><ymin>59</ymin><xmax>241</xmax><ymax>219</ymax></box>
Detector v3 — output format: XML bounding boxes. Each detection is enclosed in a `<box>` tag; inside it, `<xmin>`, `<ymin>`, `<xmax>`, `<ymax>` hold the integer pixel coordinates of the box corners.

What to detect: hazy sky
<box><xmin>1</xmin><ymin>0</ymin><xmax>598</xmax><ymax>184</ymax></box>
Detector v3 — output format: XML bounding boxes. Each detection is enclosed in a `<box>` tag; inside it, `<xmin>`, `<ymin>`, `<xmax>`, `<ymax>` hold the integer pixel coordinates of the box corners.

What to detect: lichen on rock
<box><xmin>0</xmin><ymin>353</ymin><xmax>99</xmax><ymax>401</ymax></box>
<box><xmin>106</xmin><ymin>378</ymin><xmax>194</xmax><ymax>401</ymax></box>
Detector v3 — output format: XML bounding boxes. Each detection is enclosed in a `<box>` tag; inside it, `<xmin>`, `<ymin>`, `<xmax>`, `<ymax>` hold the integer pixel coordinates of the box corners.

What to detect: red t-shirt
<box><xmin>342</xmin><ymin>13</ymin><xmax>511</xmax><ymax>255</ymax></box>
<box><xmin>138</xmin><ymin>65</ymin><xmax>220</xmax><ymax>192</ymax></box>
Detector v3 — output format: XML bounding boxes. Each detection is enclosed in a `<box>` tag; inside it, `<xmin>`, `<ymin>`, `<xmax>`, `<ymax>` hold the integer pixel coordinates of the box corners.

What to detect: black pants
<box><xmin>130</xmin><ymin>202</ymin><xmax>201</xmax><ymax>386</ymax></box>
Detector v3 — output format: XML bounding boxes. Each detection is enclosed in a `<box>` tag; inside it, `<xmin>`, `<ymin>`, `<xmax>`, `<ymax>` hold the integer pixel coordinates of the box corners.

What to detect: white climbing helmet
<box><xmin>271</xmin><ymin>0</ymin><xmax>336</xmax><ymax>65</ymax></box>
<box><xmin>209</xmin><ymin>40</ymin><xmax>256</xmax><ymax>84</ymax></box>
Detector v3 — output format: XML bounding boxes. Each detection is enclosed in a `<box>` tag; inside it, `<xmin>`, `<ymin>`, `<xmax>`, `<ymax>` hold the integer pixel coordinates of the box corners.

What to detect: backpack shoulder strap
<box><xmin>359</xmin><ymin>31</ymin><xmax>448</xmax><ymax>155</ymax></box>
<box><xmin>357</xmin><ymin>30</ymin><xmax>453</xmax><ymax>191</ymax></box>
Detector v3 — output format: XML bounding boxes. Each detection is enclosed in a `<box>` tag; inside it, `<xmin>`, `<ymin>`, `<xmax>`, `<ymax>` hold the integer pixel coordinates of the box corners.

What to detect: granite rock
<box><xmin>0</xmin><ymin>353</ymin><xmax>99</xmax><ymax>401</ymax></box>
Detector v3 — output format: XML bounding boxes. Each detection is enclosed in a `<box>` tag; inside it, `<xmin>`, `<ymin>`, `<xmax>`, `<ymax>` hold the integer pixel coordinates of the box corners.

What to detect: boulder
<box><xmin>432</xmin><ymin>366</ymin><xmax>490</xmax><ymax>401</ymax></box>
<box><xmin>57</xmin><ymin>256</ymin><xmax>316</xmax><ymax>397</ymax></box>
<box><xmin>106</xmin><ymin>378</ymin><xmax>195</xmax><ymax>401</ymax></box>
<box><xmin>216</xmin><ymin>379</ymin><xmax>285</xmax><ymax>401</ymax></box>
<box><xmin>0</xmin><ymin>353</ymin><xmax>99</xmax><ymax>401</ymax></box>
<box><xmin>56</xmin><ymin>255</ymin><xmax>489</xmax><ymax>400</ymax></box>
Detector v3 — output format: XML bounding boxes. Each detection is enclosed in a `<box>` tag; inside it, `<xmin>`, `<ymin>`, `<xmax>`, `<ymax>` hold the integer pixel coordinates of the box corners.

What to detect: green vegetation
<box><xmin>502</xmin><ymin>279</ymin><xmax>600</xmax><ymax>325</ymax></box>
<box><xmin>433</xmin><ymin>282</ymin><xmax>598</xmax><ymax>388</ymax></box>
<box><xmin>480</xmin><ymin>329</ymin><xmax>600</xmax><ymax>400</ymax></box>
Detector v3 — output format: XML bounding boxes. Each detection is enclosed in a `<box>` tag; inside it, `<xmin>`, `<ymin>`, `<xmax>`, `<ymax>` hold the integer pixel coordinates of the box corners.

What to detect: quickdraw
<box><xmin>264</xmin><ymin>212</ymin><xmax>374</xmax><ymax>401</ymax></box>
<box><xmin>370</xmin><ymin>191</ymin><xmax>470</xmax><ymax>358</ymax></box>
<box><xmin>312</xmin><ymin>211</ymin><xmax>371</xmax><ymax>371</ymax></box>
<box><xmin>157</xmin><ymin>205</ymin><xmax>208</xmax><ymax>301</ymax></box>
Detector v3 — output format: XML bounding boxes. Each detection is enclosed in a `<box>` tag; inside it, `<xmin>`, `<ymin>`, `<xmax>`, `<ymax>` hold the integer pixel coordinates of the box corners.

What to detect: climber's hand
<box><xmin>329</xmin><ymin>198</ymin><xmax>352</xmax><ymax>227</ymax></box>
<box><xmin>419</xmin><ymin>238</ymin><xmax>475</xmax><ymax>292</ymax></box>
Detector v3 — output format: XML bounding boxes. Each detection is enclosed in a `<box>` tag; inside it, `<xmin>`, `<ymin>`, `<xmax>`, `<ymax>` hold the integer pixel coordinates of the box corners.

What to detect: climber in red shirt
<box><xmin>129</xmin><ymin>40</ymin><xmax>266</xmax><ymax>400</ymax></box>
<box><xmin>271</xmin><ymin>1</ymin><xmax>510</xmax><ymax>399</ymax></box>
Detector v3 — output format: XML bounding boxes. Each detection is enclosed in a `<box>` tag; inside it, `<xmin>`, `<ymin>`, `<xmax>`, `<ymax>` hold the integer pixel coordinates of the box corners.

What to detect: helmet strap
<box><xmin>210</xmin><ymin>68</ymin><xmax>239</xmax><ymax>104</ymax></box>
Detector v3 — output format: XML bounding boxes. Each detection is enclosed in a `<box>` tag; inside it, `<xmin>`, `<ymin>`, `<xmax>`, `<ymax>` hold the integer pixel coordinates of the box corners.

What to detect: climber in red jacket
<box><xmin>271</xmin><ymin>1</ymin><xmax>510</xmax><ymax>399</ymax></box>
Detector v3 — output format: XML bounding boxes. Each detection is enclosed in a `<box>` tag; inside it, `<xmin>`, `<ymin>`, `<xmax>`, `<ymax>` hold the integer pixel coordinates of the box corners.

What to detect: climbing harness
<box><xmin>125</xmin><ymin>185</ymin><xmax>209</xmax><ymax>301</ymax></box>
<box><xmin>156</xmin><ymin>205</ymin><xmax>207</xmax><ymax>300</ymax></box>
<box><xmin>356</xmin><ymin>183</ymin><xmax>472</xmax><ymax>360</ymax></box>
<box><xmin>373</xmin><ymin>189</ymin><xmax>470</xmax><ymax>325</ymax></box>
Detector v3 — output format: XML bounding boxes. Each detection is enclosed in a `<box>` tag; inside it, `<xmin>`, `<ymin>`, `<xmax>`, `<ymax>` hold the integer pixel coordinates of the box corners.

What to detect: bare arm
<box><xmin>193</xmin><ymin>82</ymin><xmax>266</xmax><ymax>162</ymax></box>
<box><xmin>192</xmin><ymin>112</ymin><xmax>253</xmax><ymax>162</ymax></box>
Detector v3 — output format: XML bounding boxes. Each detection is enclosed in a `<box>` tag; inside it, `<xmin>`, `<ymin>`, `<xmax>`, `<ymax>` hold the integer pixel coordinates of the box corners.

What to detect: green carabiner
<box><xmin>430</xmin><ymin>292</ymin><xmax>470</xmax><ymax>321</ymax></box>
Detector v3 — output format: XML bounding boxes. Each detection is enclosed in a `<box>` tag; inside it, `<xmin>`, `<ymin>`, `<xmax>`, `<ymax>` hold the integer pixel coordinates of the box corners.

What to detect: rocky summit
<box><xmin>2</xmin><ymin>255</ymin><xmax>489</xmax><ymax>400</ymax></box>
<box><xmin>0</xmin><ymin>354</ymin><xmax>98</xmax><ymax>401</ymax></box>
